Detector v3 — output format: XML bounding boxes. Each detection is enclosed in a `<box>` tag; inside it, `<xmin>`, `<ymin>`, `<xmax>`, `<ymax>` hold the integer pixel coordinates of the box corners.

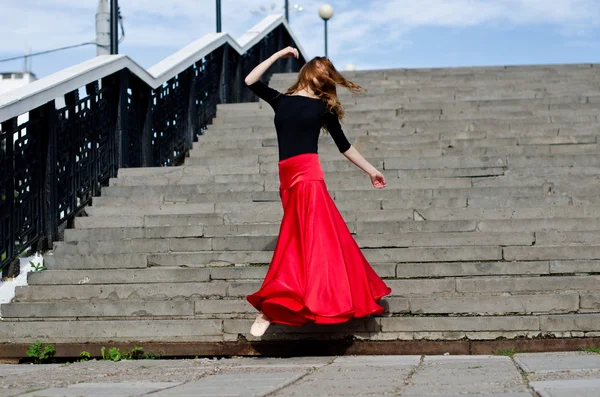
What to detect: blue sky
<box><xmin>1</xmin><ymin>0</ymin><xmax>600</xmax><ymax>78</ymax></box>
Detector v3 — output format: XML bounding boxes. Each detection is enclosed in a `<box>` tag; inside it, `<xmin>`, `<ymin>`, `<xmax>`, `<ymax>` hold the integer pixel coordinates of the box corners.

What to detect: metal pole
<box><xmin>324</xmin><ymin>19</ymin><xmax>328</xmax><ymax>57</ymax></box>
<box><xmin>216</xmin><ymin>0</ymin><xmax>222</xmax><ymax>33</ymax></box>
<box><xmin>110</xmin><ymin>0</ymin><xmax>118</xmax><ymax>54</ymax></box>
<box><xmin>285</xmin><ymin>0</ymin><xmax>289</xmax><ymax>21</ymax></box>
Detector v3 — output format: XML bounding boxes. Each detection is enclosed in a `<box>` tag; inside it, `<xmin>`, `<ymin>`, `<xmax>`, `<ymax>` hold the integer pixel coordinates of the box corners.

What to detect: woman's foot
<box><xmin>250</xmin><ymin>312</ymin><xmax>271</xmax><ymax>337</ymax></box>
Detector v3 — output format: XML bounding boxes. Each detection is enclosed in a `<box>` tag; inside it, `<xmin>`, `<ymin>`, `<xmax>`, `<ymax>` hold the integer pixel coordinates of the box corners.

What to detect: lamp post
<box><xmin>110</xmin><ymin>0</ymin><xmax>119</xmax><ymax>54</ymax></box>
<box><xmin>216</xmin><ymin>0</ymin><xmax>222</xmax><ymax>32</ymax></box>
<box><xmin>285</xmin><ymin>0</ymin><xmax>289</xmax><ymax>21</ymax></box>
<box><xmin>318</xmin><ymin>4</ymin><xmax>334</xmax><ymax>57</ymax></box>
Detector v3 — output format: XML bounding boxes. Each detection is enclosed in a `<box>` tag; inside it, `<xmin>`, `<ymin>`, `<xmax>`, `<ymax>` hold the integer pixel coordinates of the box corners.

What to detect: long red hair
<box><xmin>285</xmin><ymin>57</ymin><xmax>364</xmax><ymax>123</ymax></box>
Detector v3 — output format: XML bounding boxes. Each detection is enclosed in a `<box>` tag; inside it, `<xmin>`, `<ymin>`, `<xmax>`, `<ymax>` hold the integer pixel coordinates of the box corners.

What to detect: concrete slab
<box><xmin>224</xmin><ymin>356</ymin><xmax>332</xmax><ymax>368</ymax></box>
<box><xmin>529</xmin><ymin>379</ymin><xmax>600</xmax><ymax>397</ymax></box>
<box><xmin>271</xmin><ymin>364</ymin><xmax>415</xmax><ymax>396</ymax></box>
<box><xmin>151</xmin><ymin>372</ymin><xmax>307</xmax><ymax>397</ymax></box>
<box><xmin>332</xmin><ymin>355</ymin><xmax>421</xmax><ymax>366</ymax></box>
<box><xmin>0</xmin><ymin>364</ymin><xmax>61</xmax><ymax>377</ymax></box>
<box><xmin>514</xmin><ymin>352</ymin><xmax>600</xmax><ymax>373</ymax></box>
<box><xmin>16</xmin><ymin>382</ymin><xmax>179</xmax><ymax>397</ymax></box>
<box><xmin>402</xmin><ymin>393</ymin><xmax>533</xmax><ymax>397</ymax></box>
<box><xmin>402</xmin><ymin>355</ymin><xmax>528</xmax><ymax>396</ymax></box>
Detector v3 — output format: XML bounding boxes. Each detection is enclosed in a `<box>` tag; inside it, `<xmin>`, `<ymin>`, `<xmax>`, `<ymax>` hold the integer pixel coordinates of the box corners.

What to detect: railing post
<box><xmin>101</xmin><ymin>73</ymin><xmax>119</xmax><ymax>178</ymax></box>
<box><xmin>117</xmin><ymin>69</ymin><xmax>130</xmax><ymax>168</ymax></box>
<box><xmin>85</xmin><ymin>82</ymin><xmax>100</xmax><ymax>196</ymax></box>
<box><xmin>39</xmin><ymin>101</ymin><xmax>58</xmax><ymax>247</ymax></box>
<box><xmin>141</xmin><ymin>84</ymin><xmax>153</xmax><ymax>167</ymax></box>
<box><xmin>221</xmin><ymin>45</ymin><xmax>230</xmax><ymax>104</ymax></box>
<box><xmin>63</xmin><ymin>90</ymin><xmax>78</xmax><ymax>229</ymax></box>
<box><xmin>1</xmin><ymin>118</ymin><xmax>16</xmax><ymax>274</ymax></box>
<box><xmin>185</xmin><ymin>68</ymin><xmax>196</xmax><ymax>153</ymax></box>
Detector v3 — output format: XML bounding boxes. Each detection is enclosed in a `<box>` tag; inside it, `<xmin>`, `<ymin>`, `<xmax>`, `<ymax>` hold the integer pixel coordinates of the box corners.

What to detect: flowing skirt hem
<box><xmin>247</xmin><ymin>284</ymin><xmax>392</xmax><ymax>327</ymax></box>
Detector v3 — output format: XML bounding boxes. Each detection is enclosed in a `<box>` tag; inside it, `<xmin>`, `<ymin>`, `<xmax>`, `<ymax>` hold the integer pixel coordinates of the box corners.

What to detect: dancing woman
<box><xmin>244</xmin><ymin>46</ymin><xmax>392</xmax><ymax>337</ymax></box>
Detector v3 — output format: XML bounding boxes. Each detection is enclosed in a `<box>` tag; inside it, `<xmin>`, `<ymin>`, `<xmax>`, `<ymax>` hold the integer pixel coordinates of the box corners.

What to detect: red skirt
<box><xmin>246</xmin><ymin>153</ymin><xmax>392</xmax><ymax>326</ymax></box>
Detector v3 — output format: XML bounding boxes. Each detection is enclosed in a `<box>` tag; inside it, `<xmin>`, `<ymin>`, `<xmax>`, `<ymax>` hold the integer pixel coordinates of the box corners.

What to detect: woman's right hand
<box><xmin>277</xmin><ymin>46</ymin><xmax>299</xmax><ymax>59</ymax></box>
<box><xmin>370</xmin><ymin>170</ymin><xmax>387</xmax><ymax>189</ymax></box>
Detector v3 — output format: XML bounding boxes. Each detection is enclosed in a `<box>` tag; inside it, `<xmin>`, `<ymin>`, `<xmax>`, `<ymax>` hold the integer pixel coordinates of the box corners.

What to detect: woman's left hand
<box><xmin>370</xmin><ymin>170</ymin><xmax>387</xmax><ymax>189</ymax></box>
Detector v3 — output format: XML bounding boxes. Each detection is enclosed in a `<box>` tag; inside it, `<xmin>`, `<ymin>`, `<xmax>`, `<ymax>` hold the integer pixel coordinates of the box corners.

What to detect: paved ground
<box><xmin>1</xmin><ymin>352</ymin><xmax>600</xmax><ymax>396</ymax></box>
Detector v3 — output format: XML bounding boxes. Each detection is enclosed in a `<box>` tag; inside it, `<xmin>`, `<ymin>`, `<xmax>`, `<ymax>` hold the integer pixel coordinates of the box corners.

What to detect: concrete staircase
<box><xmin>2</xmin><ymin>64</ymin><xmax>600</xmax><ymax>348</ymax></box>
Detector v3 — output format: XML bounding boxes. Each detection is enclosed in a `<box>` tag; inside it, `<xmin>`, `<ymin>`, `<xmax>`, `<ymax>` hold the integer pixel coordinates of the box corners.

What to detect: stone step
<box><xmin>217</xmin><ymin>98</ymin><xmax>600</xmax><ymax>116</ymax></box>
<box><xmin>395</xmin><ymin>260</ymin><xmax>600</xmax><ymax>278</ymax></box>
<box><xmin>98</xmin><ymin>182</ymin><xmax>556</xmax><ymax>200</ymax></box>
<box><xmin>221</xmin><ymin>102</ymin><xmax>599</xmax><ymax>123</ymax></box>
<box><xmin>85</xmin><ymin>203</ymin><xmax>216</xmax><ymax>217</ymax></box>
<box><xmin>100</xmin><ymin>182</ymin><xmax>267</xmax><ymax>198</ymax></box>
<box><xmin>190</xmin><ymin>144</ymin><xmax>599</xmax><ymax>164</ymax></box>
<box><xmin>504</xmin><ymin>245</ymin><xmax>600</xmax><ymax>261</ymax></box>
<box><xmin>119</xmin><ymin>164</ymin><xmax>597</xmax><ymax>182</ymax></box>
<box><xmin>210</xmin><ymin>115</ymin><xmax>597</xmax><ymax>130</ymax></box>
<box><xmin>3</xmin><ymin>291</ymin><xmax>596</xmax><ymax>319</ymax></box>
<box><xmin>535</xmin><ymin>231</ymin><xmax>600</xmax><ymax>245</ymax></box>
<box><xmin>76</xmin><ymin>204</ymin><xmax>600</xmax><ymax>231</ymax></box>
<box><xmin>28</xmin><ymin>267</ymin><xmax>211</xmax><ymax>285</ymax></box>
<box><xmin>190</xmin><ymin>134</ymin><xmax>598</xmax><ymax>154</ymax></box>
<box><xmin>63</xmin><ymin>224</ymin><xmax>284</xmax><ymax>242</ymax></box>
<box><xmin>453</xmin><ymin>275</ymin><xmax>600</xmax><ymax>294</ymax></box>
<box><xmin>472</xmin><ymin>174</ymin><xmax>600</xmax><ymax>188</ymax></box>
<box><xmin>53</xmin><ymin>232</ymin><xmax>535</xmax><ymax>255</ymax></box>
<box><xmin>384</xmin><ymin>155</ymin><xmax>506</xmax><ymax>170</ymax></box>
<box><xmin>201</xmin><ymin>121</ymin><xmax>599</xmax><ymax>139</ymax></box>
<box><xmin>272</xmin><ymin>69</ymin><xmax>599</xmax><ymax>79</ymax></box>
<box><xmin>73</xmin><ymin>213</ymin><xmax>226</xmax><ymax>229</ymax></box>
<box><xmin>288</xmin><ymin>82</ymin><xmax>597</xmax><ymax>92</ymax></box>
<box><xmin>486</xmin><ymin>166</ymin><xmax>600</xmax><ymax>179</ymax></box>
<box><xmin>45</xmin><ymin>245</ymin><xmax>504</xmax><ymax>270</ymax></box>
<box><xmin>2</xmin><ymin>313</ymin><xmax>599</xmax><ymax>343</ymax></box>
<box><xmin>116</xmin><ymin>164</ymin><xmax>512</xmax><ymax>180</ymax></box>
<box><xmin>277</xmin><ymin>81</ymin><xmax>600</xmax><ymax>94</ymax></box>
<box><xmin>506</xmin><ymin>154</ymin><xmax>600</xmax><ymax>168</ymax></box>
<box><xmin>213</xmin><ymin>108</ymin><xmax>600</xmax><ymax>125</ymax></box>
<box><xmin>466</xmin><ymin>196</ymin><xmax>572</xmax><ymax>209</ymax></box>
<box><xmin>145</xmin><ymin>246</ymin><xmax>502</xmax><ymax>267</ymax></box>
<box><xmin>92</xmin><ymin>192</ymin><xmax>255</xmax><ymax>207</ymax></box>
<box><xmin>335</xmin><ymin>186</ymin><xmax>546</xmax><ymax>201</ymax></box>
<box><xmin>12</xmin><ymin>275</ymin><xmax>600</xmax><ymax>303</ymax></box>
<box><xmin>109</xmin><ymin>174</ymin><xmax>480</xmax><ymax>190</ymax></box>
<box><xmin>63</xmin><ymin>219</ymin><xmax>505</xmax><ymax>241</ymax></box>
<box><xmin>271</xmin><ymin>70</ymin><xmax>600</xmax><ymax>82</ymax></box>
<box><xmin>398</xmin><ymin>206</ymin><xmax>600</xmax><ymax>222</ymax></box>
<box><xmin>358</xmin><ymin>217</ymin><xmax>600</xmax><ymax>234</ymax></box>
<box><xmin>0</xmin><ymin>301</ymin><xmax>197</xmax><ymax>318</ymax></box>
<box><xmin>189</xmin><ymin>144</ymin><xmax>600</xmax><ymax>167</ymax></box>
<box><xmin>25</xmin><ymin>259</ymin><xmax>600</xmax><ymax>287</ymax></box>
<box><xmin>88</xmin><ymin>197</ymin><xmax>470</xmax><ymax>220</ymax></box>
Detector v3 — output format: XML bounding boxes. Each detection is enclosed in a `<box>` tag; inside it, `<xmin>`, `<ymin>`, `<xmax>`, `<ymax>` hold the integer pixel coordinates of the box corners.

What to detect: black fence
<box><xmin>0</xmin><ymin>24</ymin><xmax>305</xmax><ymax>272</ymax></box>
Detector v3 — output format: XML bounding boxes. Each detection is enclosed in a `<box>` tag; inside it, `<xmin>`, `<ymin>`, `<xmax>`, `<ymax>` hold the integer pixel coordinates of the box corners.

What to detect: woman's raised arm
<box><xmin>244</xmin><ymin>46</ymin><xmax>300</xmax><ymax>85</ymax></box>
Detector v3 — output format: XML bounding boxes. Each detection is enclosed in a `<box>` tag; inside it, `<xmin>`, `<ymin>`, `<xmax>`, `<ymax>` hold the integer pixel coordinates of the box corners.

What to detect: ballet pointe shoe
<box><xmin>250</xmin><ymin>312</ymin><xmax>271</xmax><ymax>337</ymax></box>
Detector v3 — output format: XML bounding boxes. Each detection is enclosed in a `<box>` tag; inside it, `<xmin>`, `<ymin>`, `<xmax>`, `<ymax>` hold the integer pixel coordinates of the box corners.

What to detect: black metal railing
<box><xmin>0</xmin><ymin>23</ymin><xmax>305</xmax><ymax>273</ymax></box>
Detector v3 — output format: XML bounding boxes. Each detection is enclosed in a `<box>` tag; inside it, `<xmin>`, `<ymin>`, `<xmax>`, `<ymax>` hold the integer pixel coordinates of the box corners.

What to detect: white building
<box><xmin>0</xmin><ymin>72</ymin><xmax>37</xmax><ymax>95</ymax></box>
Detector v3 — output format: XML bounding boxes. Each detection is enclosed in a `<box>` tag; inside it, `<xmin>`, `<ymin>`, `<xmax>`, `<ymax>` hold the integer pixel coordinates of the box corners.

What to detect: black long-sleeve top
<box><xmin>247</xmin><ymin>80</ymin><xmax>352</xmax><ymax>161</ymax></box>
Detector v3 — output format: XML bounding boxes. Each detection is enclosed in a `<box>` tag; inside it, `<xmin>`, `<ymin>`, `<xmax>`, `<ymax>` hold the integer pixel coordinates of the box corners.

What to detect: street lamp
<box><xmin>318</xmin><ymin>4</ymin><xmax>334</xmax><ymax>57</ymax></box>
